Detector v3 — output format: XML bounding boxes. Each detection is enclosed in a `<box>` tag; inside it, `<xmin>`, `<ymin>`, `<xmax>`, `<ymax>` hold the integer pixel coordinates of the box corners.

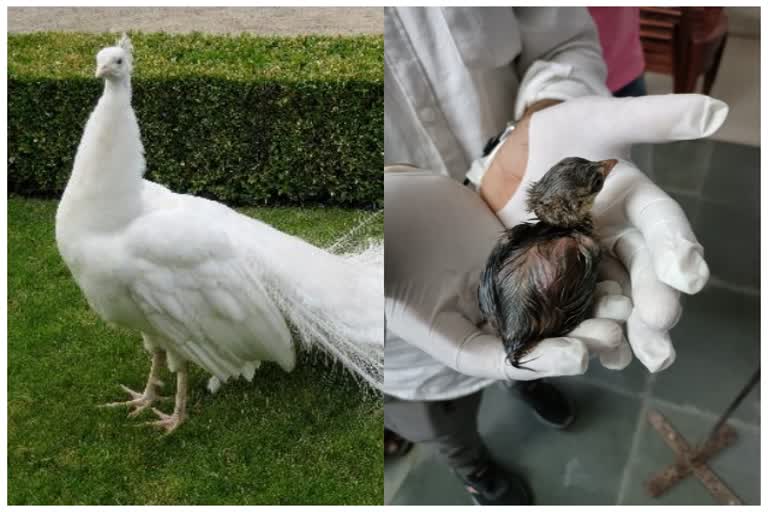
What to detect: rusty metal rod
<box><xmin>694</xmin><ymin>367</ymin><xmax>759</xmax><ymax>461</ymax></box>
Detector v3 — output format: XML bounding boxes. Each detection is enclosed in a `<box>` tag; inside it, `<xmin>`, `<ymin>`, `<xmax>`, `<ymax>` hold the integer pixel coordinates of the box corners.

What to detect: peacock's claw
<box><xmin>100</xmin><ymin>383</ymin><xmax>169</xmax><ymax>418</ymax></box>
<box><xmin>144</xmin><ymin>407</ymin><xmax>186</xmax><ymax>434</ymax></box>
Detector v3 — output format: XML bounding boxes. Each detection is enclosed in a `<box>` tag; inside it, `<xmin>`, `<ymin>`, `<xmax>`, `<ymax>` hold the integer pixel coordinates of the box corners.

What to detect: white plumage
<box><xmin>55</xmin><ymin>35</ymin><xmax>383</xmax><ymax>433</ymax></box>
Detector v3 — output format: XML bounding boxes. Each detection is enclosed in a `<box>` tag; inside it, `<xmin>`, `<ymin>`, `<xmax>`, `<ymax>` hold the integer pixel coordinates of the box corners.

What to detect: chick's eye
<box><xmin>116</xmin><ymin>58</ymin><xmax>123</xmax><ymax>65</ymax></box>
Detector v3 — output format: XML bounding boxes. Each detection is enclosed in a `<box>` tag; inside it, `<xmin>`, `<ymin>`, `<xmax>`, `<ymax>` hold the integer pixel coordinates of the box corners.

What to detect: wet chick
<box><xmin>478</xmin><ymin>157</ymin><xmax>618</xmax><ymax>369</ymax></box>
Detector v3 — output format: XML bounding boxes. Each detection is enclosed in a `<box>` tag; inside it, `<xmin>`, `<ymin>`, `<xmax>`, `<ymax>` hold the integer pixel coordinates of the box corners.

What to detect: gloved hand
<box><xmin>453</xmin><ymin>286</ymin><xmax>632</xmax><ymax>381</ymax></box>
<box><xmin>384</xmin><ymin>168</ymin><xmax>632</xmax><ymax>382</ymax></box>
<box><xmin>474</xmin><ymin>95</ymin><xmax>729</xmax><ymax>372</ymax></box>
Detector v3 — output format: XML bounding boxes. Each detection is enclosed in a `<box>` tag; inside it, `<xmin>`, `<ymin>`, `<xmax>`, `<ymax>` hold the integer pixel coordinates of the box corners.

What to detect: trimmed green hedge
<box><xmin>8</xmin><ymin>33</ymin><xmax>383</xmax><ymax>207</ymax></box>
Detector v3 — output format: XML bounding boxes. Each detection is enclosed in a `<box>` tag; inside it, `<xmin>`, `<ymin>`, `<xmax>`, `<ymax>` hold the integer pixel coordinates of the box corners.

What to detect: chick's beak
<box><xmin>597</xmin><ymin>159</ymin><xmax>618</xmax><ymax>177</ymax></box>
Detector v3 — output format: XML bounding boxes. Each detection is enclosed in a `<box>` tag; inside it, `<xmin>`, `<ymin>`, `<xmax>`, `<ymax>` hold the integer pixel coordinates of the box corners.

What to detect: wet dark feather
<box><xmin>479</xmin><ymin>223</ymin><xmax>600</xmax><ymax>368</ymax></box>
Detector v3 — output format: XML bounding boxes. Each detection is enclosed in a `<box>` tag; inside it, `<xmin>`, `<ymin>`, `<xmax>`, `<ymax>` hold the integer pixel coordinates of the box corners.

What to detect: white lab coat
<box><xmin>384</xmin><ymin>6</ymin><xmax>610</xmax><ymax>181</ymax></box>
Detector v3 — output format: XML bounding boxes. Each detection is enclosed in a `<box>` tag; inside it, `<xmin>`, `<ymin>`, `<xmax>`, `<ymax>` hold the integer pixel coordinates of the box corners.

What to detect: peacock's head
<box><xmin>95</xmin><ymin>33</ymin><xmax>134</xmax><ymax>80</ymax></box>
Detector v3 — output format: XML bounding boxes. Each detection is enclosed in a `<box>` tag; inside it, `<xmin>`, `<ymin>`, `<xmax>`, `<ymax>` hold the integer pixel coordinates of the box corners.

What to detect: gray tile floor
<box><xmin>386</xmin><ymin>139</ymin><xmax>760</xmax><ymax>505</ymax></box>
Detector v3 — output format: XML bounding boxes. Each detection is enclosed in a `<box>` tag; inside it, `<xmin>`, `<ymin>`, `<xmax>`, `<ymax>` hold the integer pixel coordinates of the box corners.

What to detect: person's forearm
<box><xmin>522</xmin><ymin>98</ymin><xmax>562</xmax><ymax>118</ymax></box>
<box><xmin>479</xmin><ymin>99</ymin><xmax>561</xmax><ymax>211</ymax></box>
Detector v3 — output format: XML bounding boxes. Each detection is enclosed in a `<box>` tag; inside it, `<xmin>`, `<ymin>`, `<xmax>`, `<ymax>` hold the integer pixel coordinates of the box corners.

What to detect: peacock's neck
<box><xmin>104</xmin><ymin>75</ymin><xmax>132</xmax><ymax>100</ymax></box>
<box><xmin>60</xmin><ymin>76</ymin><xmax>145</xmax><ymax>230</ymax></box>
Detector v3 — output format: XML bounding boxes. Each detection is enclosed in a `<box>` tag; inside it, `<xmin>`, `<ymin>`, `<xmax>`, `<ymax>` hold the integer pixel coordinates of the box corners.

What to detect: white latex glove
<box><xmin>476</xmin><ymin>95</ymin><xmax>729</xmax><ymax>372</ymax></box>
<box><xmin>384</xmin><ymin>169</ymin><xmax>632</xmax><ymax>382</ymax></box>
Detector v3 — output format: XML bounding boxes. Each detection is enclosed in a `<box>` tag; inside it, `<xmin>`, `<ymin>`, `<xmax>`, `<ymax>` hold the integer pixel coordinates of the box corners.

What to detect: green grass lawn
<box><xmin>7</xmin><ymin>196</ymin><xmax>383</xmax><ymax>505</ymax></box>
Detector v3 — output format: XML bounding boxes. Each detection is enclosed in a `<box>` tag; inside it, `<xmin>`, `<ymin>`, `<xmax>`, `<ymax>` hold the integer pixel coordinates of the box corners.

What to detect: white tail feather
<box><xmin>256</xmin><ymin>216</ymin><xmax>384</xmax><ymax>391</ymax></box>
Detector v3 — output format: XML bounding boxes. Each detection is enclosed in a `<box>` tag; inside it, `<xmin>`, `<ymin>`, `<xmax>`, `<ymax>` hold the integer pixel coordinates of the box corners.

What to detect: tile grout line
<box><xmin>384</xmin><ymin>435</ymin><xmax>422</xmax><ymax>504</ymax></box>
<box><xmin>649</xmin><ymin>396</ymin><xmax>761</xmax><ymax>434</ymax></box>
<box><xmin>384</xmin><ymin>443</ymin><xmax>432</xmax><ymax>504</ymax></box>
<box><xmin>694</xmin><ymin>140</ymin><xmax>714</xmax><ymax>200</ymax></box>
<box><xmin>579</xmin><ymin>376</ymin><xmax>760</xmax><ymax>430</ymax></box>
<box><xmin>706</xmin><ymin>276</ymin><xmax>761</xmax><ymax>298</ymax></box>
<box><xmin>578</xmin><ymin>375</ymin><xmax>643</xmax><ymax>399</ymax></box>
<box><xmin>615</xmin><ymin>373</ymin><xmax>655</xmax><ymax>505</ymax></box>
<box><xmin>384</xmin><ymin>458</ymin><xmax>415</xmax><ymax>504</ymax></box>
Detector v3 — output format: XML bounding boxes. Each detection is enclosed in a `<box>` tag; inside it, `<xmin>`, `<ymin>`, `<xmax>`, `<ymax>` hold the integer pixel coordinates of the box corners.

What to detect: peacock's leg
<box><xmin>102</xmin><ymin>349</ymin><xmax>169</xmax><ymax>417</ymax></box>
<box><xmin>147</xmin><ymin>362</ymin><xmax>188</xmax><ymax>434</ymax></box>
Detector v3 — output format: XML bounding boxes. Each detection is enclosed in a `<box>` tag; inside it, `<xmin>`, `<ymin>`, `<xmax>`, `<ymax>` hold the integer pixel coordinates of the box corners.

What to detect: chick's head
<box><xmin>526</xmin><ymin>157</ymin><xmax>617</xmax><ymax>228</ymax></box>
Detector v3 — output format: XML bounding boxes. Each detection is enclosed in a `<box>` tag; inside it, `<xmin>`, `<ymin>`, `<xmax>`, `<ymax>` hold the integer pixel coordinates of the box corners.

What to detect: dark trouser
<box><xmin>384</xmin><ymin>390</ymin><xmax>490</xmax><ymax>479</ymax></box>
<box><xmin>613</xmin><ymin>74</ymin><xmax>648</xmax><ymax>97</ymax></box>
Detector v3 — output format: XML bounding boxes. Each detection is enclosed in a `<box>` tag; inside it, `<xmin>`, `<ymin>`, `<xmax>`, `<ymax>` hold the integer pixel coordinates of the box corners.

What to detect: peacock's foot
<box><xmin>102</xmin><ymin>383</ymin><xmax>169</xmax><ymax>418</ymax></box>
<box><xmin>145</xmin><ymin>407</ymin><xmax>186</xmax><ymax>434</ymax></box>
<box><xmin>141</xmin><ymin>363</ymin><xmax>188</xmax><ymax>435</ymax></box>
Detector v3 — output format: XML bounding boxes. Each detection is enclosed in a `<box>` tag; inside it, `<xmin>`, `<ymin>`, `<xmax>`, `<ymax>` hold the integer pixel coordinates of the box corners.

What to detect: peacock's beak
<box><xmin>597</xmin><ymin>159</ymin><xmax>618</xmax><ymax>177</ymax></box>
<box><xmin>95</xmin><ymin>65</ymin><xmax>110</xmax><ymax>78</ymax></box>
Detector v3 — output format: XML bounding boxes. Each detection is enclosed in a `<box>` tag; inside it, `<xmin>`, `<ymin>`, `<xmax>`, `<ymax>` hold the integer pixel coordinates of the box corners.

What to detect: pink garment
<box><xmin>588</xmin><ymin>7</ymin><xmax>646</xmax><ymax>92</ymax></box>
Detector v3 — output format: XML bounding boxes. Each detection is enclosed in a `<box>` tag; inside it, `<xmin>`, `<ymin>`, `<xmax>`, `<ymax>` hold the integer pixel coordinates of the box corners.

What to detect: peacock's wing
<box><xmin>122</xmin><ymin>207</ymin><xmax>296</xmax><ymax>381</ymax></box>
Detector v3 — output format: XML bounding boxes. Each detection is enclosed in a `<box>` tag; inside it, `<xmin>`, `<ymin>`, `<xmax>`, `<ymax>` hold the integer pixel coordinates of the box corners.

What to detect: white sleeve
<box><xmin>512</xmin><ymin>7</ymin><xmax>611</xmax><ymax>119</ymax></box>
<box><xmin>383</xmin><ymin>170</ymin><xmax>512</xmax><ymax>381</ymax></box>
<box><xmin>386</xmin><ymin>298</ymin><xmax>511</xmax><ymax>381</ymax></box>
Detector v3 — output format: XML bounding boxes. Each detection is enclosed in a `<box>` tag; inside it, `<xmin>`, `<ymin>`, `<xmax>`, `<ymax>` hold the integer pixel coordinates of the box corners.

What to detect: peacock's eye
<box><xmin>116</xmin><ymin>58</ymin><xmax>123</xmax><ymax>65</ymax></box>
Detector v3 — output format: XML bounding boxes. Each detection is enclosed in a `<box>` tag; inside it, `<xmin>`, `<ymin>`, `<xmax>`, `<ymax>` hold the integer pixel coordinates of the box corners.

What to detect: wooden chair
<box><xmin>639</xmin><ymin>7</ymin><xmax>729</xmax><ymax>94</ymax></box>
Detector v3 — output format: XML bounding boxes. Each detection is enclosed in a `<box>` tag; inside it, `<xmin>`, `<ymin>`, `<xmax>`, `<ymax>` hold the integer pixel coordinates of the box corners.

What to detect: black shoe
<box><xmin>508</xmin><ymin>379</ymin><xmax>575</xmax><ymax>429</ymax></box>
<box><xmin>460</xmin><ymin>461</ymin><xmax>533</xmax><ymax>505</ymax></box>
<box><xmin>384</xmin><ymin>429</ymin><xmax>414</xmax><ymax>459</ymax></box>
